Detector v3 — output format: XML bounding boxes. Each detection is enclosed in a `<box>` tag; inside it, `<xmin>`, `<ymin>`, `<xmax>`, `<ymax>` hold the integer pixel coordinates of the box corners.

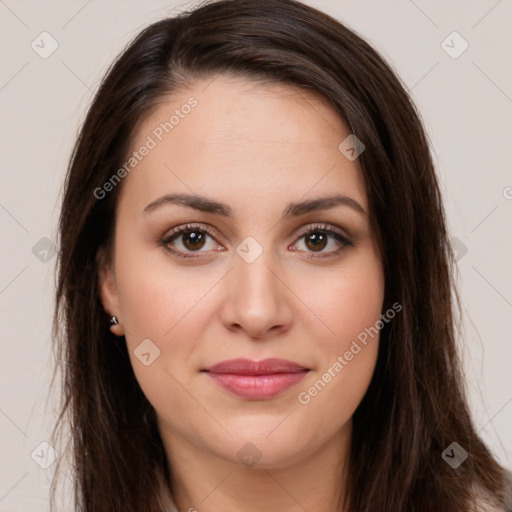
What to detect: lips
<box><xmin>202</xmin><ymin>358</ymin><xmax>310</xmax><ymax>400</ymax></box>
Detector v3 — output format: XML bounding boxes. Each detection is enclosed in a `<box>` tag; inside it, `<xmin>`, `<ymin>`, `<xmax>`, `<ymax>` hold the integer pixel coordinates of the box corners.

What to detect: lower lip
<box><xmin>206</xmin><ymin>371</ymin><xmax>309</xmax><ymax>400</ymax></box>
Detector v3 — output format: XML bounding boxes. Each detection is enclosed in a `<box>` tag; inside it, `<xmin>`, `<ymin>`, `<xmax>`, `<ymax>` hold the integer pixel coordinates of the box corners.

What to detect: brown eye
<box><xmin>292</xmin><ymin>224</ymin><xmax>354</xmax><ymax>259</ymax></box>
<box><xmin>180</xmin><ymin>230</ymin><xmax>206</xmax><ymax>251</ymax></box>
<box><xmin>160</xmin><ymin>224</ymin><xmax>223</xmax><ymax>258</ymax></box>
<box><xmin>304</xmin><ymin>231</ymin><xmax>328</xmax><ymax>252</ymax></box>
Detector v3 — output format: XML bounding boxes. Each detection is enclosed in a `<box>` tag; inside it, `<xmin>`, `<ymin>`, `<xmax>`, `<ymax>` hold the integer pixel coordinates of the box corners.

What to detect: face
<box><xmin>99</xmin><ymin>74</ymin><xmax>385</xmax><ymax>469</ymax></box>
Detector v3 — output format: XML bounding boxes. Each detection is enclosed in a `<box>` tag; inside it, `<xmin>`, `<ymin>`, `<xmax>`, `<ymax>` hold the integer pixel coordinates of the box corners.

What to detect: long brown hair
<box><xmin>51</xmin><ymin>0</ymin><xmax>510</xmax><ymax>510</ymax></box>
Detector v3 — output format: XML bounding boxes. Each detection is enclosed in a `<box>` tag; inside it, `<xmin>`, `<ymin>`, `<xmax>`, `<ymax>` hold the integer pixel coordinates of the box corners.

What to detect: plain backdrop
<box><xmin>1</xmin><ymin>1</ymin><xmax>511</xmax><ymax>510</ymax></box>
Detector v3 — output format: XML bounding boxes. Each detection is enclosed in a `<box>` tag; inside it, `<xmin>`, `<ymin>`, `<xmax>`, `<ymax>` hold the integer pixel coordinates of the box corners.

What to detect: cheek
<box><xmin>112</xmin><ymin>238</ymin><xmax>222</xmax><ymax>406</ymax></box>
<box><xmin>114</xmin><ymin>239</ymin><xmax>215</xmax><ymax>342</ymax></box>
<box><xmin>299</xmin><ymin>251</ymin><xmax>385</xmax><ymax>348</ymax></box>
<box><xmin>112</xmin><ymin>246</ymin><xmax>212</xmax><ymax>422</ymax></box>
<box><xmin>290</xmin><ymin>252</ymin><xmax>384</xmax><ymax>427</ymax></box>
<box><xmin>292</xmin><ymin>343</ymin><xmax>378</xmax><ymax>456</ymax></box>
<box><xmin>294</xmin><ymin>276</ymin><xmax>383</xmax><ymax>435</ymax></box>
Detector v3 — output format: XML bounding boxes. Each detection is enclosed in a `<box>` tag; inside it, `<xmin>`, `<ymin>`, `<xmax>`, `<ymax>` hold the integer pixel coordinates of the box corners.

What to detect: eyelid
<box><xmin>162</xmin><ymin>222</ymin><xmax>350</xmax><ymax>240</ymax></box>
<box><xmin>161</xmin><ymin>223</ymin><xmax>222</xmax><ymax>243</ymax></box>
<box><xmin>293</xmin><ymin>222</ymin><xmax>352</xmax><ymax>242</ymax></box>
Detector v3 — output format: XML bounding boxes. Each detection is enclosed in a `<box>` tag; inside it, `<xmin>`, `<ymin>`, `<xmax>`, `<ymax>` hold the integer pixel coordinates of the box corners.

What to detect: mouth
<box><xmin>201</xmin><ymin>358</ymin><xmax>310</xmax><ymax>400</ymax></box>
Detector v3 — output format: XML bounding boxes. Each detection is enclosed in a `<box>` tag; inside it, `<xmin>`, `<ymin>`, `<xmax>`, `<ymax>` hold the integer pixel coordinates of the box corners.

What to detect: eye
<box><xmin>290</xmin><ymin>223</ymin><xmax>354</xmax><ymax>259</ymax></box>
<box><xmin>160</xmin><ymin>222</ymin><xmax>354</xmax><ymax>260</ymax></box>
<box><xmin>160</xmin><ymin>224</ymin><xmax>222</xmax><ymax>258</ymax></box>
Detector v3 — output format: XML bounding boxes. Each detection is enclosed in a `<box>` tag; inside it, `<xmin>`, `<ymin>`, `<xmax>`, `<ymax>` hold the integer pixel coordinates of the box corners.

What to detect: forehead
<box><xmin>122</xmin><ymin>74</ymin><xmax>368</xmax><ymax>217</ymax></box>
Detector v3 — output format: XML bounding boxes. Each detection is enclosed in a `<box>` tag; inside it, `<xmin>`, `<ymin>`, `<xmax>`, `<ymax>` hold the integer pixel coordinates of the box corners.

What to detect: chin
<box><xmin>206</xmin><ymin>429</ymin><xmax>317</xmax><ymax>470</ymax></box>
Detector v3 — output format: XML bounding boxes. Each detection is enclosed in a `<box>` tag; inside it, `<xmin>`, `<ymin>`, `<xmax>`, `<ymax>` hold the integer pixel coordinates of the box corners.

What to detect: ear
<box><xmin>96</xmin><ymin>247</ymin><xmax>125</xmax><ymax>336</ymax></box>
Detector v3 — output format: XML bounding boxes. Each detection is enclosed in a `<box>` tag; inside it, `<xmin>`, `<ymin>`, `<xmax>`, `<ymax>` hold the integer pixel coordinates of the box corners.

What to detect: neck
<box><xmin>160</xmin><ymin>421</ymin><xmax>352</xmax><ymax>512</ymax></box>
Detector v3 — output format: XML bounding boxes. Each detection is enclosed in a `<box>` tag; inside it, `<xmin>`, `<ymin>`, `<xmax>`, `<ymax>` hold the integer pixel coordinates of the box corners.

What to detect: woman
<box><xmin>51</xmin><ymin>0</ymin><xmax>511</xmax><ymax>510</ymax></box>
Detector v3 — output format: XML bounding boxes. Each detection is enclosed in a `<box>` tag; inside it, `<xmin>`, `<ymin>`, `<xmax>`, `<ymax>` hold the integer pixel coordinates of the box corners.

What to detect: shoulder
<box><xmin>475</xmin><ymin>503</ymin><xmax>503</xmax><ymax>512</ymax></box>
<box><xmin>472</xmin><ymin>468</ymin><xmax>512</xmax><ymax>512</ymax></box>
<box><xmin>472</xmin><ymin>487</ymin><xmax>512</xmax><ymax>512</ymax></box>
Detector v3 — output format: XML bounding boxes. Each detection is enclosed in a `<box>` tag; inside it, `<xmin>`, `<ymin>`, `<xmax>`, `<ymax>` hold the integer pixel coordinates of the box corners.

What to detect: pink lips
<box><xmin>203</xmin><ymin>358</ymin><xmax>309</xmax><ymax>400</ymax></box>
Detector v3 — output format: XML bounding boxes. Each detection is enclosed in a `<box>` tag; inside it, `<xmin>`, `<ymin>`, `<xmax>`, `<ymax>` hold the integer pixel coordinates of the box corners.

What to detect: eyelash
<box><xmin>159</xmin><ymin>223</ymin><xmax>354</xmax><ymax>260</ymax></box>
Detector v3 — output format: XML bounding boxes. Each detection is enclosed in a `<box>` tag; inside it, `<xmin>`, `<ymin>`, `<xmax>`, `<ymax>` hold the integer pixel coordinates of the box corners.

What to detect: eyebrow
<box><xmin>143</xmin><ymin>193</ymin><xmax>367</xmax><ymax>218</ymax></box>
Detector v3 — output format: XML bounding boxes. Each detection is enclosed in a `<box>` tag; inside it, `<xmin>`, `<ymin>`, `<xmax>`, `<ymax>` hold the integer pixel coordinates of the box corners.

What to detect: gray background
<box><xmin>1</xmin><ymin>0</ymin><xmax>511</xmax><ymax>509</ymax></box>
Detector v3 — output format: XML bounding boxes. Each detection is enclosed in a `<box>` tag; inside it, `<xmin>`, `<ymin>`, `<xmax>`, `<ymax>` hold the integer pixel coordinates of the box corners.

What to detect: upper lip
<box><xmin>203</xmin><ymin>358</ymin><xmax>309</xmax><ymax>375</ymax></box>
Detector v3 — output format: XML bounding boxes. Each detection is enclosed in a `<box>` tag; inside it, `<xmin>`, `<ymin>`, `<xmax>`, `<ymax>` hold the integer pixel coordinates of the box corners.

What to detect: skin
<box><xmin>98</xmin><ymin>74</ymin><xmax>385</xmax><ymax>512</ymax></box>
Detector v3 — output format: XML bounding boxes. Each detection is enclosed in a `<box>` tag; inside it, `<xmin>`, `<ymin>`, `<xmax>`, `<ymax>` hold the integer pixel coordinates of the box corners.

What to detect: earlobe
<box><xmin>96</xmin><ymin>247</ymin><xmax>125</xmax><ymax>336</ymax></box>
<box><xmin>108</xmin><ymin>315</ymin><xmax>124</xmax><ymax>336</ymax></box>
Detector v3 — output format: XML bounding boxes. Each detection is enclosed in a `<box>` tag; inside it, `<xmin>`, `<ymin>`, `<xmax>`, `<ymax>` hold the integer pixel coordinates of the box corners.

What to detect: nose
<box><xmin>219</xmin><ymin>245</ymin><xmax>294</xmax><ymax>340</ymax></box>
